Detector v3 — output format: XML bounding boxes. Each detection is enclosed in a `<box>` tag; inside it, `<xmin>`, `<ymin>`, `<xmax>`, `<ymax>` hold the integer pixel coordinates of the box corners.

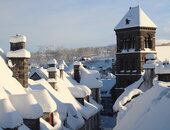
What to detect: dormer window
<box><xmin>126</xmin><ymin>18</ymin><xmax>130</xmax><ymax>24</ymax></box>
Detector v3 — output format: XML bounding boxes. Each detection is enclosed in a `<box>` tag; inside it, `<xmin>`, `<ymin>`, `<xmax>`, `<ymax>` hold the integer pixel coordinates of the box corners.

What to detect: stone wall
<box><xmin>158</xmin><ymin>74</ymin><xmax>170</xmax><ymax>82</ymax></box>
<box><xmin>10</xmin><ymin>58</ymin><xmax>29</xmax><ymax>88</ymax></box>
<box><xmin>91</xmin><ymin>88</ymin><xmax>101</xmax><ymax>103</ymax></box>
<box><xmin>79</xmin><ymin>112</ymin><xmax>101</xmax><ymax>130</ymax></box>
<box><xmin>23</xmin><ymin>118</ymin><xmax>40</xmax><ymax>130</ymax></box>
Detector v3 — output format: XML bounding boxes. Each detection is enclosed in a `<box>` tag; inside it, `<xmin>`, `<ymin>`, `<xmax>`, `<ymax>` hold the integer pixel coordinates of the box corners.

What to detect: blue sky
<box><xmin>0</xmin><ymin>0</ymin><xmax>170</xmax><ymax>52</ymax></box>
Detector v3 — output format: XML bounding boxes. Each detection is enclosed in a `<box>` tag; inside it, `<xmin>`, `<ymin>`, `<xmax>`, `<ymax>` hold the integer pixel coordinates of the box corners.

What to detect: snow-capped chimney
<box><xmin>74</xmin><ymin>61</ymin><xmax>81</xmax><ymax>83</ymax></box>
<box><xmin>47</xmin><ymin>59</ymin><xmax>57</xmax><ymax>89</ymax></box>
<box><xmin>59</xmin><ymin>64</ymin><xmax>64</xmax><ymax>79</ymax></box>
<box><xmin>6</xmin><ymin>34</ymin><xmax>31</xmax><ymax>88</ymax></box>
<box><xmin>141</xmin><ymin>54</ymin><xmax>156</xmax><ymax>91</ymax></box>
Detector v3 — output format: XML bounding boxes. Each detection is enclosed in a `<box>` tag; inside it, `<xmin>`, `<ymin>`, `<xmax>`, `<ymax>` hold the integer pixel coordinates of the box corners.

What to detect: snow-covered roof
<box><xmin>29</xmin><ymin>70</ymin><xmax>102</xmax><ymax>128</ymax></box>
<box><xmin>80</xmin><ymin>65</ymin><xmax>103</xmax><ymax>88</ymax></box>
<box><xmin>9</xmin><ymin>34</ymin><xmax>26</xmax><ymax>43</ymax></box>
<box><xmin>0</xmin><ymin>98</ymin><xmax>23</xmax><ymax>129</ymax></box>
<box><xmin>29</xmin><ymin>67</ymin><xmax>48</xmax><ymax>80</ymax></box>
<box><xmin>155</xmin><ymin>61</ymin><xmax>170</xmax><ymax>74</ymax></box>
<box><xmin>68</xmin><ymin>85</ymin><xmax>91</xmax><ymax>98</ymax></box>
<box><xmin>113</xmin><ymin>77</ymin><xmax>144</xmax><ymax>112</ymax></box>
<box><xmin>6</xmin><ymin>49</ymin><xmax>31</xmax><ymax>58</ymax></box>
<box><xmin>101</xmin><ymin>78</ymin><xmax>116</xmax><ymax>97</ymax></box>
<box><xmin>9</xmin><ymin>94</ymin><xmax>43</xmax><ymax>119</ymax></box>
<box><xmin>114</xmin><ymin>6</ymin><xmax>157</xmax><ymax>30</ymax></box>
<box><xmin>28</xmin><ymin>89</ymin><xmax>57</xmax><ymax>112</ymax></box>
<box><xmin>47</xmin><ymin>59</ymin><xmax>57</xmax><ymax>65</ymax></box>
<box><xmin>113</xmin><ymin>81</ymin><xmax>170</xmax><ymax>130</ymax></box>
<box><xmin>47</xmin><ymin>78</ymin><xmax>57</xmax><ymax>83</ymax></box>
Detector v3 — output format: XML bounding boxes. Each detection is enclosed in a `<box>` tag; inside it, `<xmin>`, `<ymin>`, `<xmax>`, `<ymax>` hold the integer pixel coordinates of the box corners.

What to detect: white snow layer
<box><xmin>143</xmin><ymin>60</ymin><xmax>156</xmax><ymax>69</ymax></box>
<box><xmin>28</xmin><ymin>89</ymin><xmax>57</xmax><ymax>112</ymax></box>
<box><xmin>80</xmin><ymin>65</ymin><xmax>102</xmax><ymax>88</ymax></box>
<box><xmin>113</xmin><ymin>81</ymin><xmax>170</xmax><ymax>130</ymax></box>
<box><xmin>6</xmin><ymin>49</ymin><xmax>31</xmax><ymax>58</ymax></box>
<box><xmin>0</xmin><ymin>98</ymin><xmax>23</xmax><ymax>129</ymax></box>
<box><xmin>155</xmin><ymin>61</ymin><xmax>170</xmax><ymax>74</ymax></box>
<box><xmin>47</xmin><ymin>78</ymin><xmax>57</xmax><ymax>83</ymax></box>
<box><xmin>18</xmin><ymin>124</ymin><xmax>31</xmax><ymax>130</ymax></box>
<box><xmin>9</xmin><ymin>94</ymin><xmax>43</xmax><ymax>119</ymax></box>
<box><xmin>29</xmin><ymin>67</ymin><xmax>48</xmax><ymax>80</ymax></box>
<box><xmin>146</xmin><ymin>54</ymin><xmax>156</xmax><ymax>60</ymax></box>
<box><xmin>58</xmin><ymin>60</ymin><xmax>68</xmax><ymax>71</ymax></box>
<box><xmin>114</xmin><ymin>6</ymin><xmax>157</xmax><ymax>30</ymax></box>
<box><xmin>113</xmin><ymin>77</ymin><xmax>144</xmax><ymax>112</ymax></box>
<box><xmin>9</xmin><ymin>34</ymin><xmax>26</xmax><ymax>43</ymax></box>
<box><xmin>47</xmin><ymin>67</ymin><xmax>57</xmax><ymax>72</ymax></box>
<box><xmin>68</xmin><ymin>85</ymin><xmax>91</xmax><ymax>98</ymax></box>
<box><xmin>73</xmin><ymin>61</ymin><xmax>82</xmax><ymax>66</ymax></box>
<box><xmin>47</xmin><ymin>58</ymin><xmax>57</xmax><ymax>65</ymax></box>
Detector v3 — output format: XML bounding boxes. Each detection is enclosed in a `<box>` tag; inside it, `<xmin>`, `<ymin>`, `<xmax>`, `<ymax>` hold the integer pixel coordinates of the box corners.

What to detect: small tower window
<box><xmin>126</xmin><ymin>18</ymin><xmax>130</xmax><ymax>24</ymax></box>
<box><xmin>148</xmin><ymin>35</ymin><xmax>152</xmax><ymax>49</ymax></box>
<box><xmin>132</xmin><ymin>37</ymin><xmax>135</xmax><ymax>49</ymax></box>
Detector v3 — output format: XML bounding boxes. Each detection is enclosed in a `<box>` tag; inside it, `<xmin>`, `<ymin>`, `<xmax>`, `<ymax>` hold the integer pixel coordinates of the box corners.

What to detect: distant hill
<box><xmin>30</xmin><ymin>44</ymin><xmax>116</xmax><ymax>66</ymax></box>
<box><xmin>156</xmin><ymin>43</ymin><xmax>170</xmax><ymax>46</ymax></box>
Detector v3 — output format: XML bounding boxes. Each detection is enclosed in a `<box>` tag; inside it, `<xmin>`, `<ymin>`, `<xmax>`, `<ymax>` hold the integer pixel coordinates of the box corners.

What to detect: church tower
<box><xmin>113</xmin><ymin>6</ymin><xmax>157</xmax><ymax>98</ymax></box>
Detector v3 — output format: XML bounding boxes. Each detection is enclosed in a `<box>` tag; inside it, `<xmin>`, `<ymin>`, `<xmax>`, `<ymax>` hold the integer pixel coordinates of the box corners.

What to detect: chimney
<box><xmin>6</xmin><ymin>34</ymin><xmax>31</xmax><ymax>88</ymax></box>
<box><xmin>59</xmin><ymin>64</ymin><xmax>64</xmax><ymax>79</ymax></box>
<box><xmin>73</xmin><ymin>61</ymin><xmax>81</xmax><ymax>83</ymax></box>
<box><xmin>47</xmin><ymin>59</ymin><xmax>57</xmax><ymax>89</ymax></box>
<box><xmin>142</xmin><ymin>54</ymin><xmax>156</xmax><ymax>91</ymax></box>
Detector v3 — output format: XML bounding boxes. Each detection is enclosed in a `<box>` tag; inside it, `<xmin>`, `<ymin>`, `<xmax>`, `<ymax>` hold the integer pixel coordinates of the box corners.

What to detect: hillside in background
<box><xmin>30</xmin><ymin>44</ymin><xmax>116</xmax><ymax>66</ymax></box>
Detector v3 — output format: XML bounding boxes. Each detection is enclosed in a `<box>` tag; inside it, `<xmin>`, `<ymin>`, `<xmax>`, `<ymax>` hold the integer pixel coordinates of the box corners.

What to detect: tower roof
<box><xmin>114</xmin><ymin>6</ymin><xmax>157</xmax><ymax>30</ymax></box>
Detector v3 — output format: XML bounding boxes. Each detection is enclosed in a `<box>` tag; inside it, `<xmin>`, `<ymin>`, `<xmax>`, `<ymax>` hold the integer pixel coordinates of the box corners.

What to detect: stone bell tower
<box><xmin>7</xmin><ymin>34</ymin><xmax>31</xmax><ymax>88</ymax></box>
<box><xmin>112</xmin><ymin>6</ymin><xmax>157</xmax><ymax>100</ymax></box>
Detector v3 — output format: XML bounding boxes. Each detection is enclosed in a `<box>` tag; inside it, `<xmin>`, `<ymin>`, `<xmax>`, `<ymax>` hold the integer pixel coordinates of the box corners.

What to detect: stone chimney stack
<box><xmin>59</xmin><ymin>64</ymin><xmax>64</xmax><ymax>80</ymax></box>
<box><xmin>142</xmin><ymin>54</ymin><xmax>156</xmax><ymax>91</ymax></box>
<box><xmin>47</xmin><ymin>59</ymin><xmax>57</xmax><ymax>89</ymax></box>
<box><xmin>6</xmin><ymin>34</ymin><xmax>31</xmax><ymax>88</ymax></box>
<box><xmin>74</xmin><ymin>61</ymin><xmax>81</xmax><ymax>83</ymax></box>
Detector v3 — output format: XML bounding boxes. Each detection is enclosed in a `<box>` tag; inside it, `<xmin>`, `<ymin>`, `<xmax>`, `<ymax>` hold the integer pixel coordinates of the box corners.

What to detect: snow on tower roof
<box><xmin>28</xmin><ymin>89</ymin><xmax>57</xmax><ymax>112</ymax></box>
<box><xmin>9</xmin><ymin>34</ymin><xmax>26</xmax><ymax>43</ymax></box>
<box><xmin>6</xmin><ymin>49</ymin><xmax>31</xmax><ymax>58</ymax></box>
<box><xmin>114</xmin><ymin>6</ymin><xmax>157</xmax><ymax>30</ymax></box>
<box><xmin>0</xmin><ymin>98</ymin><xmax>23</xmax><ymax>129</ymax></box>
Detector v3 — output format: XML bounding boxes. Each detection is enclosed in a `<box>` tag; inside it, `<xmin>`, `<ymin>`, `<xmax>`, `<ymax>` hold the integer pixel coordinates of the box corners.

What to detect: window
<box><xmin>148</xmin><ymin>35</ymin><xmax>152</xmax><ymax>48</ymax></box>
<box><xmin>144</xmin><ymin>34</ymin><xmax>152</xmax><ymax>49</ymax></box>
<box><xmin>132</xmin><ymin>37</ymin><xmax>135</xmax><ymax>49</ymax></box>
